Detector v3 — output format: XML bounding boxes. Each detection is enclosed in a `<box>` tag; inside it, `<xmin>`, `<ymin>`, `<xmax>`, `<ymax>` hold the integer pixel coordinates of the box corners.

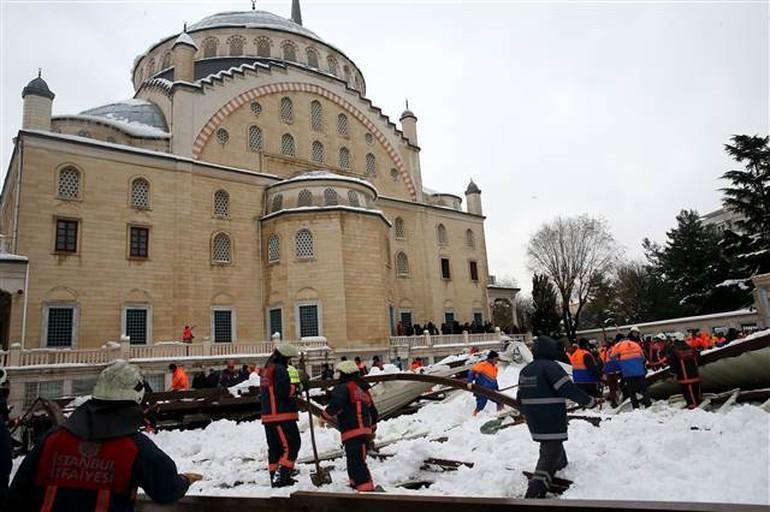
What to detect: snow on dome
<box><xmin>80</xmin><ymin>99</ymin><xmax>168</xmax><ymax>131</ymax></box>
<box><xmin>272</xmin><ymin>170</ymin><xmax>379</xmax><ymax>197</ymax></box>
<box><xmin>173</xmin><ymin>31</ymin><xmax>197</xmax><ymax>49</ymax></box>
<box><xmin>188</xmin><ymin>10</ymin><xmax>321</xmax><ymax>41</ymax></box>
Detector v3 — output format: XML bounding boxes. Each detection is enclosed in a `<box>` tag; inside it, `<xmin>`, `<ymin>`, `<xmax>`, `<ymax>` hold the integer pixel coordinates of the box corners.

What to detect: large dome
<box><xmin>188</xmin><ymin>10</ymin><xmax>321</xmax><ymax>41</ymax></box>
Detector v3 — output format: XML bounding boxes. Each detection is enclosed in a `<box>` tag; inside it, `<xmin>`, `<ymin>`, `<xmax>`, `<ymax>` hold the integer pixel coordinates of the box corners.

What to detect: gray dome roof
<box><xmin>188</xmin><ymin>10</ymin><xmax>321</xmax><ymax>40</ymax></box>
<box><xmin>466</xmin><ymin>180</ymin><xmax>481</xmax><ymax>194</ymax></box>
<box><xmin>22</xmin><ymin>76</ymin><xmax>55</xmax><ymax>100</ymax></box>
<box><xmin>80</xmin><ymin>99</ymin><xmax>168</xmax><ymax>130</ymax></box>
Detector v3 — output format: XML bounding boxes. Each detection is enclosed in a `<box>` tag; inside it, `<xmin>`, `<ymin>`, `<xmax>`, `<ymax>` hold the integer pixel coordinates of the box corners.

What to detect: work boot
<box><xmin>524</xmin><ymin>480</ymin><xmax>547</xmax><ymax>499</ymax></box>
<box><xmin>269</xmin><ymin>471</ymin><xmax>276</xmax><ymax>488</ymax></box>
<box><xmin>273</xmin><ymin>466</ymin><xmax>297</xmax><ymax>488</ymax></box>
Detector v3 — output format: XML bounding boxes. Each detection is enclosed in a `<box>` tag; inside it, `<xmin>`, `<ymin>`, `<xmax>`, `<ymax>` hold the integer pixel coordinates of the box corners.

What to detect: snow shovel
<box><xmin>305</xmin><ymin>388</ymin><xmax>332</xmax><ymax>486</ymax></box>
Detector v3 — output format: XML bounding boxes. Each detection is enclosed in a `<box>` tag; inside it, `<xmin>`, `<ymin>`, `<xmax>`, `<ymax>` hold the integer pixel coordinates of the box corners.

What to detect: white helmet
<box><xmin>655</xmin><ymin>333</ymin><xmax>666</xmax><ymax>341</ymax></box>
<box><xmin>92</xmin><ymin>360</ymin><xmax>145</xmax><ymax>404</ymax></box>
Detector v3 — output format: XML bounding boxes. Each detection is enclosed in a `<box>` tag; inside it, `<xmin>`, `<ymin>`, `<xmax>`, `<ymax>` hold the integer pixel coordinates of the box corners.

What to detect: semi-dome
<box><xmin>188</xmin><ymin>10</ymin><xmax>321</xmax><ymax>41</ymax></box>
<box><xmin>80</xmin><ymin>99</ymin><xmax>168</xmax><ymax>131</ymax></box>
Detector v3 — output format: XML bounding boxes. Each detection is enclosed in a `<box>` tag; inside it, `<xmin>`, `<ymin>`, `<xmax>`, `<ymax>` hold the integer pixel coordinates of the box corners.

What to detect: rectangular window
<box><xmin>125</xmin><ymin>308</ymin><xmax>148</xmax><ymax>344</ymax></box>
<box><xmin>130</xmin><ymin>226</ymin><xmax>149</xmax><ymax>258</ymax></box>
<box><xmin>213</xmin><ymin>310</ymin><xmax>233</xmax><ymax>343</ymax></box>
<box><xmin>473</xmin><ymin>312</ymin><xmax>484</xmax><ymax>325</ymax></box>
<box><xmin>299</xmin><ymin>304</ymin><xmax>320</xmax><ymax>338</ymax></box>
<box><xmin>47</xmin><ymin>307</ymin><xmax>74</xmax><ymax>347</ymax></box>
<box><xmin>24</xmin><ymin>380</ymin><xmax>64</xmax><ymax>407</ymax></box>
<box><xmin>469</xmin><ymin>261</ymin><xmax>479</xmax><ymax>282</ymax></box>
<box><xmin>444</xmin><ymin>311</ymin><xmax>455</xmax><ymax>325</ymax></box>
<box><xmin>55</xmin><ymin>219</ymin><xmax>78</xmax><ymax>253</ymax></box>
<box><xmin>400</xmin><ymin>311</ymin><xmax>413</xmax><ymax>331</ymax></box>
<box><xmin>440</xmin><ymin>258</ymin><xmax>451</xmax><ymax>279</ymax></box>
<box><xmin>269</xmin><ymin>308</ymin><xmax>283</xmax><ymax>339</ymax></box>
<box><xmin>143</xmin><ymin>374</ymin><xmax>165</xmax><ymax>393</ymax></box>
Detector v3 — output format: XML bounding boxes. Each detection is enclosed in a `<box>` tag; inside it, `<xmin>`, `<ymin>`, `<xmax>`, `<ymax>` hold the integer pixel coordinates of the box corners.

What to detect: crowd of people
<box><xmin>395</xmin><ymin>319</ymin><xmax>497</xmax><ymax>336</ymax></box>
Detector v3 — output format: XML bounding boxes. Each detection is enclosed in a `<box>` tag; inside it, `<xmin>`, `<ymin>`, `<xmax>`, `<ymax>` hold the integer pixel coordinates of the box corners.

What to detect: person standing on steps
<box><xmin>518</xmin><ymin>336</ymin><xmax>597</xmax><ymax>499</ymax></box>
<box><xmin>467</xmin><ymin>351</ymin><xmax>502</xmax><ymax>415</ymax></box>
<box><xmin>321</xmin><ymin>360</ymin><xmax>379</xmax><ymax>492</ymax></box>
<box><xmin>259</xmin><ymin>343</ymin><xmax>301</xmax><ymax>488</ymax></box>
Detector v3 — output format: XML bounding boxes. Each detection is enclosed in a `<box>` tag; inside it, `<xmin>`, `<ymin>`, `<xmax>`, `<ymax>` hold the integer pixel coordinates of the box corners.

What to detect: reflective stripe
<box><xmin>533</xmin><ymin>470</ymin><xmax>552</xmax><ymax>483</ymax></box>
<box><xmin>341</xmin><ymin>427</ymin><xmax>372</xmax><ymax>442</ymax></box>
<box><xmin>261</xmin><ymin>412</ymin><xmax>299</xmax><ymax>424</ymax></box>
<box><xmin>678</xmin><ymin>377</ymin><xmax>701</xmax><ymax>384</ymax></box>
<box><xmin>532</xmin><ymin>432</ymin><xmax>568</xmax><ymax>441</ymax></box>
<box><xmin>553</xmin><ymin>375</ymin><xmax>571</xmax><ymax>390</ymax></box>
<box><xmin>41</xmin><ymin>485</ymin><xmax>58</xmax><ymax>512</ymax></box>
<box><xmin>276</xmin><ymin>425</ymin><xmax>295</xmax><ymax>469</ymax></box>
<box><xmin>521</xmin><ymin>397</ymin><xmax>566</xmax><ymax>405</ymax></box>
<box><xmin>95</xmin><ymin>489</ymin><xmax>111</xmax><ymax>512</ymax></box>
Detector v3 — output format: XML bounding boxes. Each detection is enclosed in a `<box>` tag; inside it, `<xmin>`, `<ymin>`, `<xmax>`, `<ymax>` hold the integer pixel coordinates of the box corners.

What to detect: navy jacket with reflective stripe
<box><xmin>517</xmin><ymin>360</ymin><xmax>594</xmax><ymax>441</ymax></box>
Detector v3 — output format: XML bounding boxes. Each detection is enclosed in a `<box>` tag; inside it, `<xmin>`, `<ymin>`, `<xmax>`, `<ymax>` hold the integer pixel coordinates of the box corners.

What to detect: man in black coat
<box><xmin>518</xmin><ymin>336</ymin><xmax>597</xmax><ymax>498</ymax></box>
<box><xmin>7</xmin><ymin>361</ymin><xmax>201</xmax><ymax>511</ymax></box>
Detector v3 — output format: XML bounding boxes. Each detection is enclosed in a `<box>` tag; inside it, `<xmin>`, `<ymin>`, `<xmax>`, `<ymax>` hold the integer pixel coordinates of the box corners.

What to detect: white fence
<box><xmin>389</xmin><ymin>329</ymin><xmax>530</xmax><ymax>349</ymax></box>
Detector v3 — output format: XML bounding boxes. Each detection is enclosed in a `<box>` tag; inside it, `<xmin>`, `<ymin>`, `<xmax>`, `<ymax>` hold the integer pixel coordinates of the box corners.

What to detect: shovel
<box><xmin>305</xmin><ymin>387</ymin><xmax>332</xmax><ymax>486</ymax></box>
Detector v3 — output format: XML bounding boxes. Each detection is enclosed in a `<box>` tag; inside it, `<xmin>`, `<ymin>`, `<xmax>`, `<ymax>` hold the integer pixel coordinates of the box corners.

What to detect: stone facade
<box><xmin>0</xmin><ymin>5</ymin><xmax>495</xmax><ymax>352</ymax></box>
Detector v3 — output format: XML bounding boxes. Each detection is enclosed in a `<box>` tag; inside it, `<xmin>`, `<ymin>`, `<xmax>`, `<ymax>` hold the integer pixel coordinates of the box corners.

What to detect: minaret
<box><xmin>465</xmin><ymin>179</ymin><xmax>482</xmax><ymax>215</ymax></box>
<box><xmin>21</xmin><ymin>70</ymin><xmax>55</xmax><ymax>131</ymax></box>
<box><xmin>291</xmin><ymin>0</ymin><xmax>303</xmax><ymax>25</ymax></box>
<box><xmin>399</xmin><ymin>100</ymin><xmax>418</xmax><ymax>146</ymax></box>
<box><xmin>172</xmin><ymin>26</ymin><xmax>198</xmax><ymax>82</ymax></box>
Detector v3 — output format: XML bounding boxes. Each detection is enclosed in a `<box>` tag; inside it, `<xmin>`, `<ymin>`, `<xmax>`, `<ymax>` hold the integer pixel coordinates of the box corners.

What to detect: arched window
<box><xmin>297</xmin><ymin>189</ymin><xmax>313</xmax><ymax>207</ymax></box>
<box><xmin>396</xmin><ymin>252</ymin><xmax>409</xmax><ymax>277</ymax></box>
<box><xmin>306</xmin><ymin>48</ymin><xmax>319</xmax><ymax>68</ymax></box>
<box><xmin>282</xmin><ymin>41</ymin><xmax>297</xmax><ymax>61</ymax></box>
<box><xmin>58</xmin><ymin>167</ymin><xmax>81</xmax><ymax>199</ymax></box>
<box><xmin>256</xmin><ymin>36</ymin><xmax>272</xmax><ymax>57</ymax></box>
<box><xmin>280</xmin><ymin>97</ymin><xmax>294</xmax><ymax>123</ymax></box>
<box><xmin>343</xmin><ymin>65</ymin><xmax>351</xmax><ymax>84</ymax></box>
<box><xmin>268</xmin><ymin>234</ymin><xmax>281</xmax><ymax>263</ymax></box>
<box><xmin>437</xmin><ymin>224</ymin><xmax>448</xmax><ymax>245</ymax></box>
<box><xmin>395</xmin><ymin>217</ymin><xmax>406</xmax><ymax>240</ymax></box>
<box><xmin>390</xmin><ymin>169</ymin><xmax>400</xmax><ymax>182</ymax></box>
<box><xmin>364</xmin><ymin>133</ymin><xmax>374</xmax><ymax>145</ymax></box>
<box><xmin>250</xmin><ymin>101</ymin><xmax>262</xmax><ymax>116</ymax></box>
<box><xmin>338</xmin><ymin>146</ymin><xmax>351</xmax><ymax>169</ymax></box>
<box><xmin>323</xmin><ymin>188</ymin><xmax>338</xmax><ymax>206</ymax></box>
<box><xmin>327</xmin><ymin>55</ymin><xmax>338</xmax><ymax>76</ymax></box>
<box><xmin>310</xmin><ymin>100</ymin><xmax>323</xmax><ymax>131</ymax></box>
<box><xmin>365</xmin><ymin>153</ymin><xmax>376</xmax><ymax>177</ymax></box>
<box><xmin>295</xmin><ymin>229</ymin><xmax>314</xmax><ymax>258</ymax></box>
<box><xmin>214</xmin><ymin>190</ymin><xmax>230</xmax><ymax>217</ymax></box>
<box><xmin>311</xmin><ymin>141</ymin><xmax>325</xmax><ymax>163</ymax></box>
<box><xmin>347</xmin><ymin>190</ymin><xmax>360</xmax><ymax>207</ymax></box>
<box><xmin>271</xmin><ymin>194</ymin><xmax>284</xmax><ymax>213</ymax></box>
<box><xmin>202</xmin><ymin>37</ymin><xmax>218</xmax><ymax>58</ymax></box>
<box><xmin>466</xmin><ymin>229</ymin><xmax>476</xmax><ymax>248</ymax></box>
<box><xmin>212</xmin><ymin>233</ymin><xmax>232</xmax><ymax>264</ymax></box>
<box><xmin>216</xmin><ymin>128</ymin><xmax>229</xmax><ymax>145</ymax></box>
<box><xmin>161</xmin><ymin>51</ymin><xmax>172</xmax><ymax>69</ymax></box>
<box><xmin>248</xmin><ymin>125</ymin><xmax>263</xmax><ymax>152</ymax></box>
<box><xmin>281</xmin><ymin>133</ymin><xmax>295</xmax><ymax>156</ymax></box>
<box><xmin>337</xmin><ymin>113</ymin><xmax>349</xmax><ymax>136</ymax></box>
<box><xmin>130</xmin><ymin>177</ymin><xmax>150</xmax><ymax>209</ymax></box>
<box><xmin>227</xmin><ymin>35</ymin><xmax>245</xmax><ymax>56</ymax></box>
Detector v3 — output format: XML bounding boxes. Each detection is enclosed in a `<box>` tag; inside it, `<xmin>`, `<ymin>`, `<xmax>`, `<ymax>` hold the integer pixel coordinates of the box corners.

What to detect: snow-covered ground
<box><xmin>148</xmin><ymin>364</ymin><xmax>770</xmax><ymax>504</ymax></box>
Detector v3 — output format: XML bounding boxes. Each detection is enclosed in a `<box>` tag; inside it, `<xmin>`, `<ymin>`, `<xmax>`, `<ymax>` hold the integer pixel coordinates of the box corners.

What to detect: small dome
<box><xmin>400</xmin><ymin>109</ymin><xmax>416</xmax><ymax>120</ymax></box>
<box><xmin>465</xmin><ymin>180</ymin><xmax>481</xmax><ymax>194</ymax></box>
<box><xmin>80</xmin><ymin>99</ymin><xmax>168</xmax><ymax>131</ymax></box>
<box><xmin>188</xmin><ymin>10</ymin><xmax>321</xmax><ymax>41</ymax></box>
<box><xmin>173</xmin><ymin>32</ymin><xmax>197</xmax><ymax>49</ymax></box>
<box><xmin>22</xmin><ymin>75</ymin><xmax>55</xmax><ymax>100</ymax></box>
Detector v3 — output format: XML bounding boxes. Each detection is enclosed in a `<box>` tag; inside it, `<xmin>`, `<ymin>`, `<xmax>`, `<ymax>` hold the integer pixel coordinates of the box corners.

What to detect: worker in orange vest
<box><xmin>568</xmin><ymin>339</ymin><xmax>602</xmax><ymax>397</ymax></box>
<box><xmin>601</xmin><ymin>336</ymin><xmax>622</xmax><ymax>408</ymax></box>
<box><xmin>409</xmin><ymin>358</ymin><xmax>424</xmax><ymax>371</ymax></box>
<box><xmin>169</xmin><ymin>364</ymin><xmax>190</xmax><ymax>391</ymax></box>
<box><xmin>467</xmin><ymin>351</ymin><xmax>502</xmax><ymax>415</ymax></box>
<box><xmin>610</xmin><ymin>334</ymin><xmax>651</xmax><ymax>409</ymax></box>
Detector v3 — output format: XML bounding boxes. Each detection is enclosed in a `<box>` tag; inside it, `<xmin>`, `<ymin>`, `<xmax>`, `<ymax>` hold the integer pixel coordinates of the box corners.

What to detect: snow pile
<box><xmin>367</xmin><ymin>364</ymin><xmax>400</xmax><ymax>375</ymax></box>
<box><xmin>227</xmin><ymin>373</ymin><xmax>260</xmax><ymax>397</ymax></box>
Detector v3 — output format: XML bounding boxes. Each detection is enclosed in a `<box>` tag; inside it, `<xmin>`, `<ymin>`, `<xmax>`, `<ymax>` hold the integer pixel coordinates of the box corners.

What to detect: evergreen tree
<box><xmin>720</xmin><ymin>135</ymin><xmax>770</xmax><ymax>279</ymax></box>
<box><xmin>580</xmin><ymin>274</ymin><xmax>616</xmax><ymax>330</ymax></box>
<box><xmin>530</xmin><ymin>273</ymin><xmax>561</xmax><ymax>337</ymax></box>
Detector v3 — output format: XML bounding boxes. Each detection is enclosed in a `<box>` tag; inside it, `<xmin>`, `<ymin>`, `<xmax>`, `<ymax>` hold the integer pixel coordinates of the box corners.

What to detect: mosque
<box><xmin>0</xmin><ymin>1</ymin><xmax>505</xmax><ymax>351</ymax></box>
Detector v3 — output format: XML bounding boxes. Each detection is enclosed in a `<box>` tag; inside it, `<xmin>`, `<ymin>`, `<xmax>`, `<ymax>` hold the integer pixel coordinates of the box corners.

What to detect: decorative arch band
<box><xmin>192</xmin><ymin>82</ymin><xmax>417</xmax><ymax>200</ymax></box>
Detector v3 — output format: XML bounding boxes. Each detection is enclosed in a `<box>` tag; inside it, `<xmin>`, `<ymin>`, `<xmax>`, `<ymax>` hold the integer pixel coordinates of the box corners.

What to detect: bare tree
<box><xmin>527</xmin><ymin>215</ymin><xmax>619</xmax><ymax>341</ymax></box>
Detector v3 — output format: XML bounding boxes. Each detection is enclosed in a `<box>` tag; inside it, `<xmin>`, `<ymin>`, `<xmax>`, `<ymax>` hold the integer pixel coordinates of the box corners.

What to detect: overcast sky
<box><xmin>1</xmin><ymin>1</ymin><xmax>767</xmax><ymax>292</ymax></box>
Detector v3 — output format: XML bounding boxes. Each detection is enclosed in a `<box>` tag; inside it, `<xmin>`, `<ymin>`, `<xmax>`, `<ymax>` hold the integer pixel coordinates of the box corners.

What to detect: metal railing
<box><xmin>389</xmin><ymin>329</ymin><xmax>529</xmax><ymax>349</ymax></box>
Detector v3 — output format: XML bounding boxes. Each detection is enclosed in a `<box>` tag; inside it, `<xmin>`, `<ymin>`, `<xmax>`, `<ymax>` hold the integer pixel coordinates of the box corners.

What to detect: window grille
<box><xmin>337</xmin><ymin>113</ymin><xmax>349</xmax><ymax>136</ymax></box>
<box><xmin>323</xmin><ymin>188</ymin><xmax>338</xmax><ymax>206</ymax></box>
<box><xmin>365</xmin><ymin>133</ymin><xmax>374</xmax><ymax>145</ymax></box>
<box><xmin>295</xmin><ymin>229</ymin><xmax>313</xmax><ymax>258</ymax></box>
<box><xmin>250</xmin><ymin>101</ymin><xmax>262</xmax><ymax>116</ymax></box>
<box><xmin>269</xmin><ymin>308</ymin><xmax>283</xmax><ymax>338</ymax></box>
<box><xmin>338</xmin><ymin>147</ymin><xmax>351</xmax><ymax>169</ymax></box>
<box><xmin>437</xmin><ymin>224</ymin><xmax>448</xmax><ymax>245</ymax></box>
<box><xmin>144</xmin><ymin>374</ymin><xmax>165</xmax><ymax>393</ymax></box>
<box><xmin>213</xmin><ymin>310</ymin><xmax>233</xmax><ymax>342</ymax></box>
<box><xmin>445</xmin><ymin>311</ymin><xmax>455</xmax><ymax>325</ymax></box>
<box><xmin>268</xmin><ymin>234</ymin><xmax>280</xmax><ymax>263</ymax></box>
<box><xmin>312</xmin><ymin>141</ymin><xmax>325</xmax><ymax>163</ymax></box>
<box><xmin>78</xmin><ymin>130</ymin><xmax>91</xmax><ymax>138</ymax></box>
<box><xmin>203</xmin><ymin>37</ymin><xmax>218</xmax><ymax>58</ymax></box>
<box><xmin>365</xmin><ymin>153</ymin><xmax>376</xmax><ymax>177</ymax></box>
<box><xmin>441</xmin><ymin>258</ymin><xmax>451</xmax><ymax>279</ymax></box>
<box><xmin>227</xmin><ymin>35</ymin><xmax>245</xmax><ymax>56</ymax></box>
<box><xmin>396</xmin><ymin>252</ymin><xmax>409</xmax><ymax>276</ymax></box>
<box><xmin>280</xmin><ymin>97</ymin><xmax>294</xmax><ymax>123</ymax></box>
<box><xmin>256</xmin><ymin>36</ymin><xmax>271</xmax><ymax>57</ymax></box>
<box><xmin>297</xmin><ymin>189</ymin><xmax>313</xmax><ymax>207</ymax></box>
<box><xmin>125</xmin><ymin>308</ymin><xmax>148</xmax><ymax>344</ymax></box>
<box><xmin>281</xmin><ymin>133</ymin><xmax>295</xmax><ymax>156</ymax></box>
<box><xmin>216</xmin><ymin>128</ymin><xmax>229</xmax><ymax>145</ymax></box>
<box><xmin>347</xmin><ymin>190</ymin><xmax>360</xmax><ymax>207</ymax></box>
<box><xmin>473</xmin><ymin>312</ymin><xmax>483</xmax><ymax>325</ymax></box>
<box><xmin>310</xmin><ymin>100</ymin><xmax>323</xmax><ymax>131</ymax></box>
<box><xmin>25</xmin><ymin>380</ymin><xmax>64</xmax><ymax>407</ymax></box>
<box><xmin>306</xmin><ymin>48</ymin><xmax>319</xmax><ymax>68</ymax></box>
<box><xmin>391</xmin><ymin>168</ymin><xmax>399</xmax><ymax>182</ymax></box>
<box><xmin>272</xmin><ymin>194</ymin><xmax>284</xmax><ymax>213</ymax></box>
<box><xmin>466</xmin><ymin>229</ymin><xmax>476</xmax><ymax>248</ymax></box>
<box><xmin>212</xmin><ymin>233</ymin><xmax>232</xmax><ymax>263</ymax></box>
<box><xmin>214</xmin><ymin>190</ymin><xmax>230</xmax><ymax>217</ymax></box>
<box><xmin>130</xmin><ymin>178</ymin><xmax>150</xmax><ymax>209</ymax></box>
<box><xmin>327</xmin><ymin>56</ymin><xmax>338</xmax><ymax>76</ymax></box>
<box><xmin>161</xmin><ymin>52</ymin><xmax>171</xmax><ymax>69</ymax></box>
<box><xmin>47</xmin><ymin>307</ymin><xmax>74</xmax><ymax>347</ymax></box>
<box><xmin>469</xmin><ymin>261</ymin><xmax>479</xmax><ymax>282</ymax></box>
<box><xmin>129</xmin><ymin>227</ymin><xmax>149</xmax><ymax>258</ymax></box>
<box><xmin>58</xmin><ymin>167</ymin><xmax>80</xmax><ymax>199</ymax></box>
<box><xmin>248</xmin><ymin>125</ymin><xmax>263</xmax><ymax>152</ymax></box>
<box><xmin>298</xmin><ymin>304</ymin><xmax>319</xmax><ymax>337</ymax></box>
<box><xmin>55</xmin><ymin>219</ymin><xmax>78</xmax><ymax>253</ymax></box>
<box><xmin>400</xmin><ymin>311</ymin><xmax>413</xmax><ymax>331</ymax></box>
<box><xmin>282</xmin><ymin>41</ymin><xmax>297</xmax><ymax>61</ymax></box>
<box><xmin>395</xmin><ymin>218</ymin><xmax>406</xmax><ymax>239</ymax></box>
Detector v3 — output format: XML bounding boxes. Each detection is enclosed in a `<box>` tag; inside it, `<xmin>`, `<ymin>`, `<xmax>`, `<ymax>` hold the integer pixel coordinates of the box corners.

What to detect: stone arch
<box><xmin>43</xmin><ymin>286</ymin><xmax>79</xmax><ymax>302</ymax></box>
<box><xmin>295</xmin><ymin>287</ymin><xmax>319</xmax><ymax>301</ymax></box>
<box><xmin>192</xmin><ymin>82</ymin><xmax>418</xmax><ymax>200</ymax></box>
<box><xmin>399</xmin><ymin>298</ymin><xmax>413</xmax><ymax>309</ymax></box>
<box><xmin>211</xmin><ymin>292</ymin><xmax>234</xmax><ymax>305</ymax></box>
<box><xmin>124</xmin><ymin>288</ymin><xmax>152</xmax><ymax>303</ymax></box>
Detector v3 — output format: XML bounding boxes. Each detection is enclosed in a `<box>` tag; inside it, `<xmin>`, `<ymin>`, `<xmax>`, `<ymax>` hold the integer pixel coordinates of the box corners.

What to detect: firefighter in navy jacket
<box><xmin>259</xmin><ymin>343</ymin><xmax>301</xmax><ymax>487</ymax></box>
<box><xmin>518</xmin><ymin>336</ymin><xmax>596</xmax><ymax>499</ymax></box>
<box><xmin>7</xmin><ymin>361</ymin><xmax>201</xmax><ymax>511</ymax></box>
<box><xmin>322</xmin><ymin>360</ymin><xmax>379</xmax><ymax>492</ymax></box>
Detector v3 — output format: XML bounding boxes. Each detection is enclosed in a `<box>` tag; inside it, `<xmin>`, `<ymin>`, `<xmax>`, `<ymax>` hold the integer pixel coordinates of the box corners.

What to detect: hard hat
<box><xmin>629</xmin><ymin>326</ymin><xmax>640</xmax><ymax>333</ymax></box>
<box><xmin>336</xmin><ymin>360</ymin><xmax>360</xmax><ymax>375</ymax></box>
<box><xmin>655</xmin><ymin>333</ymin><xmax>666</xmax><ymax>340</ymax></box>
<box><xmin>276</xmin><ymin>343</ymin><xmax>299</xmax><ymax>358</ymax></box>
<box><xmin>92</xmin><ymin>360</ymin><xmax>145</xmax><ymax>404</ymax></box>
